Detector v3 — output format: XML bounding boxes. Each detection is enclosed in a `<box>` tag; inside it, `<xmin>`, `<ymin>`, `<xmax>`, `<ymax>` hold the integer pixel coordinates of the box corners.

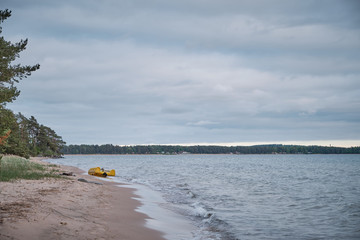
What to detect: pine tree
<box><xmin>0</xmin><ymin>9</ymin><xmax>40</xmax><ymax>107</ymax></box>
<box><xmin>0</xmin><ymin>9</ymin><xmax>65</xmax><ymax>158</ymax></box>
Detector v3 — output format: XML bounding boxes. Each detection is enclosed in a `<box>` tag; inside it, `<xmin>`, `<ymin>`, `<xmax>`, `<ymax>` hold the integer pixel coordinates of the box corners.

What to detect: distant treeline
<box><xmin>62</xmin><ymin>144</ymin><xmax>360</xmax><ymax>155</ymax></box>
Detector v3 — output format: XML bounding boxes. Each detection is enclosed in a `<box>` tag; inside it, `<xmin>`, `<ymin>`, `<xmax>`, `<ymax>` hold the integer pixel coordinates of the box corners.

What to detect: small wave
<box><xmin>174</xmin><ymin>182</ymin><xmax>197</xmax><ymax>200</ymax></box>
<box><xmin>341</xmin><ymin>202</ymin><xmax>360</xmax><ymax>216</ymax></box>
<box><xmin>191</xmin><ymin>202</ymin><xmax>215</xmax><ymax>219</ymax></box>
<box><xmin>188</xmin><ymin>202</ymin><xmax>238</xmax><ymax>240</ymax></box>
<box><xmin>176</xmin><ymin>183</ymin><xmax>189</xmax><ymax>189</ymax></box>
<box><xmin>187</xmin><ymin>190</ymin><xmax>196</xmax><ymax>198</ymax></box>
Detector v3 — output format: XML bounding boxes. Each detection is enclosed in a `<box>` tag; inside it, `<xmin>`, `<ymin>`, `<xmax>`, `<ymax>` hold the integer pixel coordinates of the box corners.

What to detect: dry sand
<box><xmin>0</xmin><ymin>157</ymin><xmax>165</xmax><ymax>240</ymax></box>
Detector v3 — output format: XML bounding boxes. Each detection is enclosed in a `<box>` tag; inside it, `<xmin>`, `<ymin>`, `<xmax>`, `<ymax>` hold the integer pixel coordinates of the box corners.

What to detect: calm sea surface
<box><xmin>48</xmin><ymin>154</ymin><xmax>360</xmax><ymax>240</ymax></box>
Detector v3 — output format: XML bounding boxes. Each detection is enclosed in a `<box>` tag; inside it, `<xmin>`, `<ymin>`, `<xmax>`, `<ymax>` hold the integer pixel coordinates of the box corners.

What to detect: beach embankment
<box><xmin>0</xmin><ymin>157</ymin><xmax>165</xmax><ymax>240</ymax></box>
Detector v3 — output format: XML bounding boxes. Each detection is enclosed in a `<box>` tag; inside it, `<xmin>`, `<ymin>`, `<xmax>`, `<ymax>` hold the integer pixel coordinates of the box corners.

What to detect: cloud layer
<box><xmin>3</xmin><ymin>0</ymin><xmax>360</xmax><ymax>146</ymax></box>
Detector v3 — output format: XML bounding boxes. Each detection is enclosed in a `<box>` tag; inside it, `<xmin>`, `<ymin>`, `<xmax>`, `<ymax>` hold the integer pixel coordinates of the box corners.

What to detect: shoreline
<box><xmin>0</xmin><ymin>157</ymin><xmax>166</xmax><ymax>240</ymax></box>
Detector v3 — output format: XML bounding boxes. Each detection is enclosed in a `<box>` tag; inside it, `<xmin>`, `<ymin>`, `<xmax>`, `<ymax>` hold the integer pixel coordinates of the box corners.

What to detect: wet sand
<box><xmin>0</xmin><ymin>157</ymin><xmax>165</xmax><ymax>240</ymax></box>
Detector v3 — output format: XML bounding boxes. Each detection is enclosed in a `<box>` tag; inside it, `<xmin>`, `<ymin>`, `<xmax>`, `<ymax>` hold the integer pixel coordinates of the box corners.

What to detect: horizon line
<box><xmin>69</xmin><ymin>140</ymin><xmax>360</xmax><ymax>148</ymax></box>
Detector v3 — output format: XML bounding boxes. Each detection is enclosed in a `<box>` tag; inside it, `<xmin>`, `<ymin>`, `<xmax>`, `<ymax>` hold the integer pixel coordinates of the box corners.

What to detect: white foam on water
<box><xmin>118</xmin><ymin>183</ymin><xmax>197</xmax><ymax>240</ymax></box>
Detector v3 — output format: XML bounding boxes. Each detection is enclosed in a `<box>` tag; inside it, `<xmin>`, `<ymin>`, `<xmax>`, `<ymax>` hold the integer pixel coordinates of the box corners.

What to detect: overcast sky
<box><xmin>2</xmin><ymin>0</ymin><xmax>360</xmax><ymax>146</ymax></box>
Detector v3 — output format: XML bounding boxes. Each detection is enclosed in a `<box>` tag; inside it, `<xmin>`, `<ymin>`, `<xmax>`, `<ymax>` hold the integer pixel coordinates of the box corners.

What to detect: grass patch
<box><xmin>47</xmin><ymin>164</ymin><xmax>59</xmax><ymax>168</ymax></box>
<box><xmin>0</xmin><ymin>155</ymin><xmax>63</xmax><ymax>182</ymax></box>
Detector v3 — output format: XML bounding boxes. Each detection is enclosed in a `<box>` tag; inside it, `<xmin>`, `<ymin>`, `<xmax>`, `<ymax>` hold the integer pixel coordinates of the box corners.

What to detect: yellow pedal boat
<box><xmin>104</xmin><ymin>169</ymin><xmax>116</xmax><ymax>176</ymax></box>
<box><xmin>88</xmin><ymin>167</ymin><xmax>115</xmax><ymax>177</ymax></box>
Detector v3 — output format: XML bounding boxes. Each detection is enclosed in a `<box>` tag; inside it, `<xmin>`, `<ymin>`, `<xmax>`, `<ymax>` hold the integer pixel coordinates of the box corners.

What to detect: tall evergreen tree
<box><xmin>0</xmin><ymin>9</ymin><xmax>40</xmax><ymax>107</ymax></box>
<box><xmin>0</xmin><ymin>9</ymin><xmax>65</xmax><ymax>158</ymax></box>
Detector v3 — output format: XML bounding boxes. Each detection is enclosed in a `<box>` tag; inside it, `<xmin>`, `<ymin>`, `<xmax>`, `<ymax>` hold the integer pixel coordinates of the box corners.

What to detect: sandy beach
<box><xmin>0</xmin><ymin>157</ymin><xmax>165</xmax><ymax>240</ymax></box>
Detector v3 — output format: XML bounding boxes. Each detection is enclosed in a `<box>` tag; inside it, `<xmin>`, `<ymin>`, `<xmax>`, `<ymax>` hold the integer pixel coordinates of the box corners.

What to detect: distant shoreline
<box><xmin>62</xmin><ymin>144</ymin><xmax>360</xmax><ymax>155</ymax></box>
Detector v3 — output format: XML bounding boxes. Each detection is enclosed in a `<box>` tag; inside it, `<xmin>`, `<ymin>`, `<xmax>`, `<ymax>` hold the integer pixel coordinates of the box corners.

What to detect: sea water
<box><xmin>47</xmin><ymin>154</ymin><xmax>360</xmax><ymax>240</ymax></box>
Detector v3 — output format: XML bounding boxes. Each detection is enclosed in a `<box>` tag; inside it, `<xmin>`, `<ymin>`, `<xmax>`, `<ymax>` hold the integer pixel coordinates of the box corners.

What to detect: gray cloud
<box><xmin>3</xmin><ymin>0</ymin><xmax>360</xmax><ymax>146</ymax></box>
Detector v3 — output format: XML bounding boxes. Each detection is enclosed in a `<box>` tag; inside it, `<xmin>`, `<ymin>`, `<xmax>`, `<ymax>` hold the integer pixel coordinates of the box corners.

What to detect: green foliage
<box><xmin>0</xmin><ymin>108</ymin><xmax>65</xmax><ymax>158</ymax></box>
<box><xmin>0</xmin><ymin>10</ymin><xmax>64</xmax><ymax>158</ymax></box>
<box><xmin>0</xmin><ymin>155</ymin><xmax>62</xmax><ymax>182</ymax></box>
<box><xmin>0</xmin><ymin>9</ymin><xmax>40</xmax><ymax>107</ymax></box>
<box><xmin>0</xmin><ymin>109</ymin><xmax>30</xmax><ymax>157</ymax></box>
<box><xmin>62</xmin><ymin>144</ymin><xmax>360</xmax><ymax>155</ymax></box>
